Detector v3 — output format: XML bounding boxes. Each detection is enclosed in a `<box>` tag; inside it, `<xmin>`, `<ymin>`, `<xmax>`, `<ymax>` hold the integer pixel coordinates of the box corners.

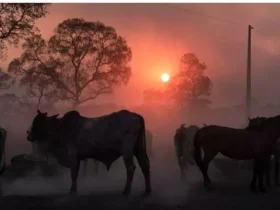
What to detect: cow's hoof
<box><xmin>142</xmin><ymin>191</ymin><xmax>151</xmax><ymax>197</ymax></box>
<box><xmin>250</xmin><ymin>186</ymin><xmax>258</xmax><ymax>193</ymax></box>
<box><xmin>205</xmin><ymin>184</ymin><xmax>214</xmax><ymax>192</ymax></box>
<box><xmin>69</xmin><ymin>190</ymin><xmax>77</xmax><ymax>195</ymax></box>
<box><xmin>122</xmin><ymin>190</ymin><xmax>130</xmax><ymax>196</ymax></box>
<box><xmin>259</xmin><ymin>187</ymin><xmax>267</xmax><ymax>193</ymax></box>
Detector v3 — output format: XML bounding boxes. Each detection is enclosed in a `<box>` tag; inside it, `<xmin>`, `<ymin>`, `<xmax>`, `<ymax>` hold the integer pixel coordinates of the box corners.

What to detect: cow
<box><xmin>27</xmin><ymin>110</ymin><xmax>152</xmax><ymax>196</ymax></box>
<box><xmin>0</xmin><ymin>127</ymin><xmax>7</xmax><ymax>199</ymax></box>
<box><xmin>174</xmin><ymin>124</ymin><xmax>200</xmax><ymax>180</ymax></box>
<box><xmin>0</xmin><ymin>127</ymin><xmax>7</xmax><ymax>176</ymax></box>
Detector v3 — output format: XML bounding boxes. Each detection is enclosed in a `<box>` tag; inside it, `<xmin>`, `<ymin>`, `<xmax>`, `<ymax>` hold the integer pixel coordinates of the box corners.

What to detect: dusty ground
<box><xmin>2</xmin><ymin>165</ymin><xmax>280</xmax><ymax>210</ymax></box>
<box><xmin>1</xmin><ymin>132</ymin><xmax>280</xmax><ymax>210</ymax></box>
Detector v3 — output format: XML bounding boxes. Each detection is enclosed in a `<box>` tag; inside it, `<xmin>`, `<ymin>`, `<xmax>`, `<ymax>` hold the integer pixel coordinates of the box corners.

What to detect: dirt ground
<box><xmin>2</xmin><ymin>176</ymin><xmax>280</xmax><ymax>210</ymax></box>
<box><xmin>1</xmin><ymin>132</ymin><xmax>280</xmax><ymax>210</ymax></box>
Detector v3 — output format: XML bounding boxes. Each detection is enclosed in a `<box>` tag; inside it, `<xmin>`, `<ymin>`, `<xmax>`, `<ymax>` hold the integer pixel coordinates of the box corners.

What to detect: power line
<box><xmin>165</xmin><ymin>3</ymin><xmax>246</xmax><ymax>27</ymax></box>
<box><xmin>254</xmin><ymin>29</ymin><xmax>280</xmax><ymax>47</ymax></box>
<box><xmin>164</xmin><ymin>4</ymin><xmax>280</xmax><ymax>49</ymax></box>
<box><xmin>161</xmin><ymin>4</ymin><xmax>280</xmax><ymax>118</ymax></box>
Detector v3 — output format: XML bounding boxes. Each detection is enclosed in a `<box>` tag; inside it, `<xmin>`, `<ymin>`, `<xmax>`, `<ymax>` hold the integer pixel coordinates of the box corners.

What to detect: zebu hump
<box><xmin>76</xmin><ymin>110</ymin><xmax>142</xmax><ymax>143</ymax></box>
<box><xmin>62</xmin><ymin>110</ymin><xmax>80</xmax><ymax>121</ymax></box>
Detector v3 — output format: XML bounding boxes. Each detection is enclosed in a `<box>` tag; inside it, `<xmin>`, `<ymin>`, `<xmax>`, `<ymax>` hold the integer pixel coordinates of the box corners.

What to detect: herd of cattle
<box><xmin>0</xmin><ymin>109</ymin><xmax>280</xmax><ymax>198</ymax></box>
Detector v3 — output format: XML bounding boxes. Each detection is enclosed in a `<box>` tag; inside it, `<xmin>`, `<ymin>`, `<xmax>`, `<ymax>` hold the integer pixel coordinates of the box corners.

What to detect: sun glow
<box><xmin>161</xmin><ymin>73</ymin><xmax>170</xmax><ymax>83</ymax></box>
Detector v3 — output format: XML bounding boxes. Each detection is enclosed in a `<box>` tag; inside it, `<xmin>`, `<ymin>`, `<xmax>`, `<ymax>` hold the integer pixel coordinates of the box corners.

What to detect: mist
<box><xmin>1</xmin><ymin>101</ymin><xmax>276</xmax><ymax>208</ymax></box>
<box><xmin>2</xmin><ymin>3</ymin><xmax>280</xmax><ymax>210</ymax></box>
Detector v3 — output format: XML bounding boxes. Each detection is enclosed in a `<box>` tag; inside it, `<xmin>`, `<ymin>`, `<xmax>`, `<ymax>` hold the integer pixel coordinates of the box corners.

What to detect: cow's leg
<box><xmin>265</xmin><ymin>157</ymin><xmax>271</xmax><ymax>188</ymax></box>
<box><xmin>275</xmin><ymin>152</ymin><xmax>280</xmax><ymax>186</ymax></box>
<box><xmin>122</xmin><ymin>156</ymin><xmax>136</xmax><ymax>196</ymax></box>
<box><xmin>121</xmin><ymin>128</ymin><xmax>141</xmax><ymax>196</ymax></box>
<box><xmin>94</xmin><ymin>160</ymin><xmax>99</xmax><ymax>175</ymax></box>
<box><xmin>135</xmin><ymin>148</ymin><xmax>152</xmax><ymax>195</ymax></box>
<box><xmin>197</xmin><ymin>151</ymin><xmax>217</xmax><ymax>191</ymax></box>
<box><xmin>178</xmin><ymin>159</ymin><xmax>186</xmax><ymax>181</ymax></box>
<box><xmin>258</xmin><ymin>158</ymin><xmax>267</xmax><ymax>193</ymax></box>
<box><xmin>180</xmin><ymin>165</ymin><xmax>185</xmax><ymax>181</ymax></box>
<box><xmin>251</xmin><ymin>159</ymin><xmax>259</xmax><ymax>193</ymax></box>
<box><xmin>83</xmin><ymin>159</ymin><xmax>88</xmax><ymax>176</ymax></box>
<box><xmin>69</xmin><ymin>156</ymin><xmax>80</xmax><ymax>194</ymax></box>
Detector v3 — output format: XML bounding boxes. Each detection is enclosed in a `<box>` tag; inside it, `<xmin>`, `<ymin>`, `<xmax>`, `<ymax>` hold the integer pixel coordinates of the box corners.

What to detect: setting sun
<box><xmin>161</xmin><ymin>73</ymin><xmax>170</xmax><ymax>83</ymax></box>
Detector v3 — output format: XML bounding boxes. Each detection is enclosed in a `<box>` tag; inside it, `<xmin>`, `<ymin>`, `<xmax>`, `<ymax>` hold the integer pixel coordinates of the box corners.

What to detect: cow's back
<box><xmin>66</xmin><ymin>110</ymin><xmax>141</xmax><ymax>153</ymax></box>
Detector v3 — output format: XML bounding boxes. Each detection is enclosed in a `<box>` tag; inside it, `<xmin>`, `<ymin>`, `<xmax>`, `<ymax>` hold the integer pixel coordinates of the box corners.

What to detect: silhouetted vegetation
<box><xmin>0</xmin><ymin>66</ymin><xmax>15</xmax><ymax>89</ymax></box>
<box><xmin>168</xmin><ymin>53</ymin><xmax>212</xmax><ymax>109</ymax></box>
<box><xmin>0</xmin><ymin>3</ymin><xmax>50</xmax><ymax>60</ymax></box>
<box><xmin>8</xmin><ymin>18</ymin><xmax>132</xmax><ymax>108</ymax></box>
<box><xmin>143</xmin><ymin>53</ymin><xmax>212</xmax><ymax>111</ymax></box>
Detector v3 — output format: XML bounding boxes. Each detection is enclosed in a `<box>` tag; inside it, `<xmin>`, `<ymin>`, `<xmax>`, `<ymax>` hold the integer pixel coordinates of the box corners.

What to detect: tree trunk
<box><xmin>36</xmin><ymin>95</ymin><xmax>43</xmax><ymax>108</ymax></box>
<box><xmin>72</xmin><ymin>99</ymin><xmax>80</xmax><ymax>110</ymax></box>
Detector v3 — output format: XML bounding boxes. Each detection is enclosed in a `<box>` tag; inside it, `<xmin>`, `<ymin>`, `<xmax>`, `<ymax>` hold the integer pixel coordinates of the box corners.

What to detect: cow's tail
<box><xmin>134</xmin><ymin>114</ymin><xmax>152</xmax><ymax>194</ymax></box>
<box><xmin>140</xmin><ymin>115</ymin><xmax>148</xmax><ymax>155</ymax></box>
<box><xmin>0</xmin><ymin>128</ymin><xmax>7</xmax><ymax>176</ymax></box>
<box><xmin>193</xmin><ymin>128</ymin><xmax>202</xmax><ymax>167</ymax></box>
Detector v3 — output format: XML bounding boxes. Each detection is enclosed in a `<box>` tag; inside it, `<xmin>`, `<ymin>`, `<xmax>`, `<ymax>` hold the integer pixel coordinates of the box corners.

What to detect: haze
<box><xmin>2</xmin><ymin>3</ymin><xmax>280</xmax><ymax>209</ymax></box>
<box><xmin>2</xmin><ymin>3</ymin><xmax>280</xmax><ymax>108</ymax></box>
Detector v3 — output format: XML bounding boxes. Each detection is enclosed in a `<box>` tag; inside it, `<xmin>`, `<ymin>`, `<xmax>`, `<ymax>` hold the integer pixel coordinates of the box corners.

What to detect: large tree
<box><xmin>8</xmin><ymin>18</ymin><xmax>132</xmax><ymax>108</ymax></box>
<box><xmin>19</xmin><ymin>70</ymin><xmax>57</xmax><ymax>108</ymax></box>
<box><xmin>167</xmin><ymin>53</ymin><xmax>212</xmax><ymax>109</ymax></box>
<box><xmin>0</xmin><ymin>3</ymin><xmax>50</xmax><ymax>60</ymax></box>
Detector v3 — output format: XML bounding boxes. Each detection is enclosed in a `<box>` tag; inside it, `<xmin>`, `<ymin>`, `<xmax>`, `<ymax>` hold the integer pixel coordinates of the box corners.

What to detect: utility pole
<box><xmin>246</xmin><ymin>25</ymin><xmax>253</xmax><ymax>120</ymax></box>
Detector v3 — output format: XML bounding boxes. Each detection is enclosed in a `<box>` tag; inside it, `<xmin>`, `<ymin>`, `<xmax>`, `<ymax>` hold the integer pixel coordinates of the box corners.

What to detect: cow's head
<box><xmin>27</xmin><ymin>110</ymin><xmax>59</xmax><ymax>143</ymax></box>
<box><xmin>246</xmin><ymin>116</ymin><xmax>267</xmax><ymax>131</ymax></box>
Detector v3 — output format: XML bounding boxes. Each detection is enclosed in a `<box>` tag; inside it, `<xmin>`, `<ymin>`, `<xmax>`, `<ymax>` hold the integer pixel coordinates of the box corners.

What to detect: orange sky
<box><xmin>3</xmin><ymin>3</ymin><xmax>280</xmax><ymax>108</ymax></box>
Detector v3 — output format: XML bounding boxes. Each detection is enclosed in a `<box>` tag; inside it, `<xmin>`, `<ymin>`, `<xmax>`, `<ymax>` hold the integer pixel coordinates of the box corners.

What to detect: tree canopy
<box><xmin>143</xmin><ymin>53</ymin><xmax>212</xmax><ymax>110</ymax></box>
<box><xmin>8</xmin><ymin>18</ymin><xmax>132</xmax><ymax>108</ymax></box>
<box><xmin>0</xmin><ymin>3</ymin><xmax>50</xmax><ymax>60</ymax></box>
<box><xmin>168</xmin><ymin>53</ymin><xmax>212</xmax><ymax>108</ymax></box>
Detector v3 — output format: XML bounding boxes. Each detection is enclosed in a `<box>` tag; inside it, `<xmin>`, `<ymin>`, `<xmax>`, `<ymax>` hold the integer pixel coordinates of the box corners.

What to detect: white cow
<box><xmin>174</xmin><ymin>124</ymin><xmax>200</xmax><ymax>180</ymax></box>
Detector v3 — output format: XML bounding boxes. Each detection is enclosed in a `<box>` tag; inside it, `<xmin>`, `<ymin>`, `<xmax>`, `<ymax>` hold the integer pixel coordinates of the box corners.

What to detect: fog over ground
<box><xmin>1</xmin><ymin>103</ymin><xmax>280</xmax><ymax>210</ymax></box>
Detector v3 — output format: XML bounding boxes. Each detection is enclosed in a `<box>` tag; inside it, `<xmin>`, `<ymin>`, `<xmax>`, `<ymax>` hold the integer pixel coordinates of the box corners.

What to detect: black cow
<box><xmin>27</xmin><ymin>110</ymin><xmax>152</xmax><ymax>196</ymax></box>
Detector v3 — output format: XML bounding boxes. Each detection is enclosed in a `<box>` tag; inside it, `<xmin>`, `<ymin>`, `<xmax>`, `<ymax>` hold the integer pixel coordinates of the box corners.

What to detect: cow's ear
<box><xmin>43</xmin><ymin>112</ymin><xmax>47</xmax><ymax>116</ymax></box>
<box><xmin>37</xmin><ymin>110</ymin><xmax>41</xmax><ymax>115</ymax></box>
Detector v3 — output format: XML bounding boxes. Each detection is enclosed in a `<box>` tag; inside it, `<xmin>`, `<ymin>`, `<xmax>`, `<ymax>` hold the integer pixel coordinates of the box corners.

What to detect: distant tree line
<box><xmin>143</xmin><ymin>53</ymin><xmax>213</xmax><ymax>110</ymax></box>
<box><xmin>0</xmin><ymin>3</ymin><xmax>212</xmax><ymax>112</ymax></box>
